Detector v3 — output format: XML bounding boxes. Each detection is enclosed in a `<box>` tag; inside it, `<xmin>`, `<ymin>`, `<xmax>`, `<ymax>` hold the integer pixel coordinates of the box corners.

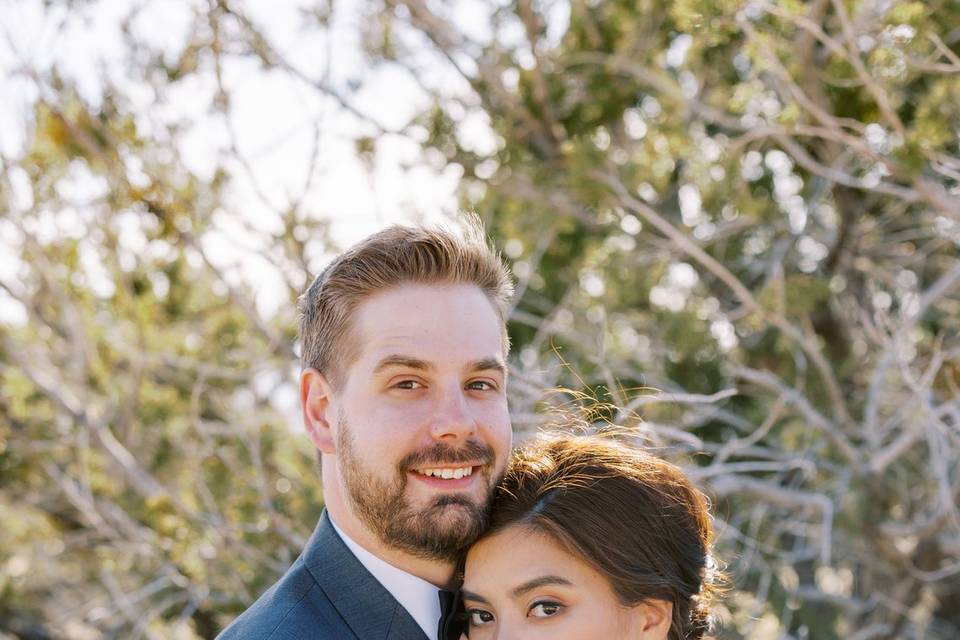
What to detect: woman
<box><xmin>460</xmin><ymin>434</ymin><xmax>723</xmax><ymax>639</ymax></box>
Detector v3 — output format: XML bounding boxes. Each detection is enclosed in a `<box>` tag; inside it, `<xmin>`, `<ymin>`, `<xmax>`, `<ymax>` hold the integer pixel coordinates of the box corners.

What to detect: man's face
<box><xmin>326</xmin><ymin>283</ymin><xmax>512</xmax><ymax>561</ymax></box>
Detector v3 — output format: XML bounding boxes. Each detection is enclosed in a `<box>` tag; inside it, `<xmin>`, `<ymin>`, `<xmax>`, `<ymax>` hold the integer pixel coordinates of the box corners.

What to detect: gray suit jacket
<box><xmin>217</xmin><ymin>511</ymin><xmax>429</xmax><ymax>640</ymax></box>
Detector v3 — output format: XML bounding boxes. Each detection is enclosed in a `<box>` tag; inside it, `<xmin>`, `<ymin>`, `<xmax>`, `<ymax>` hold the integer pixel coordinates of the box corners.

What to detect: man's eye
<box><xmin>466</xmin><ymin>380</ymin><xmax>495</xmax><ymax>391</ymax></box>
<box><xmin>393</xmin><ymin>380</ymin><xmax>422</xmax><ymax>390</ymax></box>
<box><xmin>468</xmin><ymin>609</ymin><xmax>495</xmax><ymax>626</ymax></box>
<box><xmin>528</xmin><ymin>601</ymin><xmax>563</xmax><ymax>618</ymax></box>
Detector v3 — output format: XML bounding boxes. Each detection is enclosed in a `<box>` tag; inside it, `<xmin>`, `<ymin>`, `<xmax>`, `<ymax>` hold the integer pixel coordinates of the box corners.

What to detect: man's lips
<box><xmin>407</xmin><ymin>464</ymin><xmax>484</xmax><ymax>488</ymax></box>
<box><xmin>410</xmin><ymin>464</ymin><xmax>480</xmax><ymax>480</ymax></box>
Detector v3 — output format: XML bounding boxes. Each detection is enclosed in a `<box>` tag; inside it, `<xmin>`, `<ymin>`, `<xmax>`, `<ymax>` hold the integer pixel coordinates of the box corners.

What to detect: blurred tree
<box><xmin>1</xmin><ymin>1</ymin><xmax>959</xmax><ymax>639</ymax></box>
<box><xmin>1</xmin><ymin>89</ymin><xmax>332</xmax><ymax>638</ymax></box>
<box><xmin>0</xmin><ymin>3</ymin><xmax>335</xmax><ymax>637</ymax></box>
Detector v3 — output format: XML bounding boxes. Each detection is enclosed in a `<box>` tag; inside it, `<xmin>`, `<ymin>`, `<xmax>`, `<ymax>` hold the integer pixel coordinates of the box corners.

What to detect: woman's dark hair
<box><xmin>481</xmin><ymin>433</ymin><xmax>723</xmax><ymax>640</ymax></box>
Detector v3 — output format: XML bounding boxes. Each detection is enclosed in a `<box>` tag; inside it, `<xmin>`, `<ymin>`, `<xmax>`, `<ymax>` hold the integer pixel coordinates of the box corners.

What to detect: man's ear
<box><xmin>635</xmin><ymin>599</ymin><xmax>672</xmax><ymax>638</ymax></box>
<box><xmin>300</xmin><ymin>367</ymin><xmax>336</xmax><ymax>454</ymax></box>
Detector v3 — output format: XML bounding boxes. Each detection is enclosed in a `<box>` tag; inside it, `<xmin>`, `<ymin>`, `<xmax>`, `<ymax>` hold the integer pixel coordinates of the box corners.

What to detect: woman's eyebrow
<box><xmin>511</xmin><ymin>575</ymin><xmax>573</xmax><ymax>597</ymax></box>
<box><xmin>461</xmin><ymin>575</ymin><xmax>573</xmax><ymax>604</ymax></box>
<box><xmin>460</xmin><ymin>589</ymin><xmax>490</xmax><ymax>605</ymax></box>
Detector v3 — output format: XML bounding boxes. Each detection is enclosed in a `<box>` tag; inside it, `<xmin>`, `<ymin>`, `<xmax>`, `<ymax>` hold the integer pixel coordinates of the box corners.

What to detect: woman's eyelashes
<box><xmin>465</xmin><ymin>600</ymin><xmax>566</xmax><ymax>627</ymax></box>
<box><xmin>528</xmin><ymin>601</ymin><xmax>563</xmax><ymax>618</ymax></box>
<box><xmin>467</xmin><ymin>609</ymin><xmax>494</xmax><ymax>626</ymax></box>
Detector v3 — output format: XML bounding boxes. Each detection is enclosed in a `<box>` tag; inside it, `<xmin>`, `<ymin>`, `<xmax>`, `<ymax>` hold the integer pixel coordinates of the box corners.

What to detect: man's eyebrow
<box><xmin>373</xmin><ymin>355</ymin><xmax>433</xmax><ymax>373</ymax></box>
<box><xmin>511</xmin><ymin>575</ymin><xmax>573</xmax><ymax>597</ymax></box>
<box><xmin>469</xmin><ymin>357</ymin><xmax>507</xmax><ymax>375</ymax></box>
<box><xmin>459</xmin><ymin>589</ymin><xmax>490</xmax><ymax>605</ymax></box>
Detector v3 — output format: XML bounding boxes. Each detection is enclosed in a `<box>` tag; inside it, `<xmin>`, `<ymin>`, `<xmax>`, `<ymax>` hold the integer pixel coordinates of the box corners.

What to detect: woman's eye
<box><xmin>528</xmin><ymin>602</ymin><xmax>563</xmax><ymax>618</ymax></box>
<box><xmin>467</xmin><ymin>380</ymin><xmax>495</xmax><ymax>391</ymax></box>
<box><xmin>468</xmin><ymin>609</ymin><xmax>495</xmax><ymax>626</ymax></box>
<box><xmin>393</xmin><ymin>380</ymin><xmax>422</xmax><ymax>390</ymax></box>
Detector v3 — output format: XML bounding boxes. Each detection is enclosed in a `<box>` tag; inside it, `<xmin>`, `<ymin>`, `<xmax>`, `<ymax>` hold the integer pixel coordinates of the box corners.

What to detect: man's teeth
<box><xmin>415</xmin><ymin>467</ymin><xmax>474</xmax><ymax>479</ymax></box>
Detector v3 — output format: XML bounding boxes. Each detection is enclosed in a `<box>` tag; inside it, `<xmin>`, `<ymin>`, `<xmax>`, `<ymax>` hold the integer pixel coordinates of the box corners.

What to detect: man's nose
<box><xmin>430</xmin><ymin>385</ymin><xmax>477</xmax><ymax>441</ymax></box>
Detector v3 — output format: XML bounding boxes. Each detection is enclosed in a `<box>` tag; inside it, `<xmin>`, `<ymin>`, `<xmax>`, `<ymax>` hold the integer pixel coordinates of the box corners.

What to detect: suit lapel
<box><xmin>303</xmin><ymin>511</ymin><xmax>429</xmax><ymax>640</ymax></box>
<box><xmin>388</xmin><ymin>602</ymin><xmax>433</xmax><ymax>639</ymax></box>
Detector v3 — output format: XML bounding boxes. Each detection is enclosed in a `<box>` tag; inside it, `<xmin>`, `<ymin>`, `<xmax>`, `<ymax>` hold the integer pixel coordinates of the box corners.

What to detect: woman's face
<box><xmin>461</xmin><ymin>525</ymin><xmax>671</xmax><ymax>639</ymax></box>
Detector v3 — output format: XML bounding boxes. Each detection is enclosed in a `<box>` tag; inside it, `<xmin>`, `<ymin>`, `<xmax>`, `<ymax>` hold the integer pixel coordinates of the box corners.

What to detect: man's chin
<box><xmin>416</xmin><ymin>495</ymin><xmax>483</xmax><ymax>529</ymax></box>
<box><xmin>423</xmin><ymin>511</ymin><xmax>486</xmax><ymax>553</ymax></box>
<box><xmin>377</xmin><ymin>495</ymin><xmax>489</xmax><ymax>560</ymax></box>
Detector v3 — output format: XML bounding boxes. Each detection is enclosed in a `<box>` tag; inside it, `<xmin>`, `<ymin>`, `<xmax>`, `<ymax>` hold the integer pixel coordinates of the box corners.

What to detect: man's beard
<box><xmin>336</xmin><ymin>416</ymin><xmax>499</xmax><ymax>562</ymax></box>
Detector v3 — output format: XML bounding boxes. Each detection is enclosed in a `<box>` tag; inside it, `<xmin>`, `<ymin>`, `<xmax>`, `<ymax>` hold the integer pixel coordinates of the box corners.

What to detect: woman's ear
<box><xmin>634</xmin><ymin>599</ymin><xmax>672</xmax><ymax>639</ymax></box>
<box><xmin>300</xmin><ymin>367</ymin><xmax>336</xmax><ymax>454</ymax></box>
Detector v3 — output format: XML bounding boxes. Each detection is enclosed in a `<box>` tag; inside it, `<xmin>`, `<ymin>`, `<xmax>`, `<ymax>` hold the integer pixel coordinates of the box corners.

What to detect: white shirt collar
<box><xmin>329</xmin><ymin>516</ymin><xmax>442</xmax><ymax>640</ymax></box>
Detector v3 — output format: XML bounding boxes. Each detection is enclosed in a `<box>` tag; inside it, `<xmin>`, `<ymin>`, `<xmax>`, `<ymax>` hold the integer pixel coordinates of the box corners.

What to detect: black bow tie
<box><xmin>438</xmin><ymin>589</ymin><xmax>466</xmax><ymax>640</ymax></box>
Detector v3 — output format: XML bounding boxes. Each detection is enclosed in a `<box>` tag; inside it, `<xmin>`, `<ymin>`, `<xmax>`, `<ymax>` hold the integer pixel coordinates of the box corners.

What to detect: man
<box><xmin>218</xmin><ymin>219</ymin><xmax>514</xmax><ymax>640</ymax></box>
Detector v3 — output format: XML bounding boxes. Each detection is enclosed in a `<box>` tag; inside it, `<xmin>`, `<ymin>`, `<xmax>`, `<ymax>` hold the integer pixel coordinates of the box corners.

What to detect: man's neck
<box><xmin>324</xmin><ymin>496</ymin><xmax>457</xmax><ymax>589</ymax></box>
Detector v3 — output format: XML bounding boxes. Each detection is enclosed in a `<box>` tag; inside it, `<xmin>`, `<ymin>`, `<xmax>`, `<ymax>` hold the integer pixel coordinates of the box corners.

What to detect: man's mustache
<box><xmin>399</xmin><ymin>440</ymin><xmax>494</xmax><ymax>470</ymax></box>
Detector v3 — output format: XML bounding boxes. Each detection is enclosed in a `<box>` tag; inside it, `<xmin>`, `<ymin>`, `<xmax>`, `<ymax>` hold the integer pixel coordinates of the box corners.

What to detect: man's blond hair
<box><xmin>297</xmin><ymin>216</ymin><xmax>514</xmax><ymax>385</ymax></box>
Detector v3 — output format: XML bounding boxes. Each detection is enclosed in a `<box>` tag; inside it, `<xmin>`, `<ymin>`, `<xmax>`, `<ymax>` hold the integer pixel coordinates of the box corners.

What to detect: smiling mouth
<box><xmin>411</xmin><ymin>465</ymin><xmax>478</xmax><ymax>480</ymax></box>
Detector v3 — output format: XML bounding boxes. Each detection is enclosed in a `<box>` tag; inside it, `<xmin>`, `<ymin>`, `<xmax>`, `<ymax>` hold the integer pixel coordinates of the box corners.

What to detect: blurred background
<box><xmin>2</xmin><ymin>0</ymin><xmax>959</xmax><ymax>638</ymax></box>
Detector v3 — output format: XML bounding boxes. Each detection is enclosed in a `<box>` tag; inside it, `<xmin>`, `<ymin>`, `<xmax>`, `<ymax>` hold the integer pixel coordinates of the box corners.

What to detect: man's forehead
<box><xmin>351</xmin><ymin>284</ymin><xmax>505</xmax><ymax>341</ymax></box>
